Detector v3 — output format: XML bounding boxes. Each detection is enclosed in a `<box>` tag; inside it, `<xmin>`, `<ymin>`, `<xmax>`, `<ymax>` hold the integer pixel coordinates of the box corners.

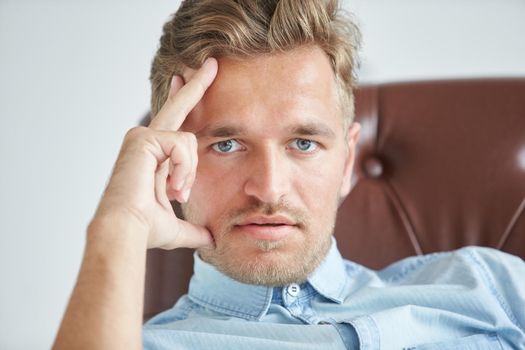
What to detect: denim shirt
<box><xmin>143</xmin><ymin>239</ymin><xmax>525</xmax><ymax>349</ymax></box>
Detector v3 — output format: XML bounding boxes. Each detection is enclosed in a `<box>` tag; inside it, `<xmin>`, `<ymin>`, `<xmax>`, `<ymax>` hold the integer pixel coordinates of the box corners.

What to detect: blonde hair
<box><xmin>150</xmin><ymin>0</ymin><xmax>361</xmax><ymax>122</ymax></box>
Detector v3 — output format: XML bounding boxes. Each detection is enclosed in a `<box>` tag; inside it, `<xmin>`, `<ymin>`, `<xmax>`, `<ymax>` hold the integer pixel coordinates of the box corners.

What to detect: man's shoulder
<box><xmin>447</xmin><ymin>245</ymin><xmax>524</xmax><ymax>271</ymax></box>
<box><xmin>144</xmin><ymin>295</ymin><xmax>197</xmax><ymax>328</ymax></box>
<box><xmin>453</xmin><ymin>245</ymin><xmax>520</xmax><ymax>258</ymax></box>
<box><xmin>341</xmin><ymin>246</ymin><xmax>523</xmax><ymax>285</ymax></box>
<box><xmin>386</xmin><ymin>245</ymin><xmax>522</xmax><ymax>270</ymax></box>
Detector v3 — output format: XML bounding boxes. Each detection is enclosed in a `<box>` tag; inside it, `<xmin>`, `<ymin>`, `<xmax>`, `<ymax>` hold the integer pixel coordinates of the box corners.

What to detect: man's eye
<box><xmin>289</xmin><ymin>139</ymin><xmax>318</xmax><ymax>153</ymax></box>
<box><xmin>211</xmin><ymin>139</ymin><xmax>242</xmax><ymax>153</ymax></box>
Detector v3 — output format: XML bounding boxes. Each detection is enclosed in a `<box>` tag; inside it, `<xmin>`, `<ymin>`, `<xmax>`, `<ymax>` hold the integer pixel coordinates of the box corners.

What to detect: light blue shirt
<box><xmin>143</xmin><ymin>238</ymin><xmax>525</xmax><ymax>349</ymax></box>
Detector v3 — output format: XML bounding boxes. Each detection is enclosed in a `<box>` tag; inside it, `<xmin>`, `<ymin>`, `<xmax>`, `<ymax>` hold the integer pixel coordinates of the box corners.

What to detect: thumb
<box><xmin>176</xmin><ymin>220</ymin><xmax>215</xmax><ymax>249</ymax></box>
<box><xmin>154</xmin><ymin>217</ymin><xmax>215</xmax><ymax>250</ymax></box>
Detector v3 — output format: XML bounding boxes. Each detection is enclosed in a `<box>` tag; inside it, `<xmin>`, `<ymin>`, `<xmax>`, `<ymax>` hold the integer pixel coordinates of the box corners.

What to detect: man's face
<box><xmin>180</xmin><ymin>46</ymin><xmax>360</xmax><ymax>286</ymax></box>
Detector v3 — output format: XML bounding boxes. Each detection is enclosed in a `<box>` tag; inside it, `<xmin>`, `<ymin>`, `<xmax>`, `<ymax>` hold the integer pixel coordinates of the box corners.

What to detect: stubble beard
<box><xmin>182</xmin><ymin>198</ymin><xmax>336</xmax><ymax>287</ymax></box>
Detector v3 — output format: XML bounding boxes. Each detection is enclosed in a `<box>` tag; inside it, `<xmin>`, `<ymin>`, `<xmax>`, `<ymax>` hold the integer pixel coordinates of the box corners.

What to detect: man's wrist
<box><xmin>86</xmin><ymin>212</ymin><xmax>150</xmax><ymax>259</ymax></box>
<box><xmin>88</xmin><ymin>209</ymin><xmax>149</xmax><ymax>240</ymax></box>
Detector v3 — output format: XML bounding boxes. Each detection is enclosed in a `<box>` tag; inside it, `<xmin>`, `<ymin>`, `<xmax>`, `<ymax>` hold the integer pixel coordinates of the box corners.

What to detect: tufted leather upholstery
<box><xmin>336</xmin><ymin>79</ymin><xmax>525</xmax><ymax>268</ymax></box>
<box><xmin>143</xmin><ymin>78</ymin><xmax>525</xmax><ymax>321</ymax></box>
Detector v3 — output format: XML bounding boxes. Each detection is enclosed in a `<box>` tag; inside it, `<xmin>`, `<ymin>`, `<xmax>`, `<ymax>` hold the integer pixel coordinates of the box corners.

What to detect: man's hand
<box><xmin>52</xmin><ymin>58</ymin><xmax>218</xmax><ymax>350</ymax></box>
<box><xmin>93</xmin><ymin>58</ymin><xmax>218</xmax><ymax>250</ymax></box>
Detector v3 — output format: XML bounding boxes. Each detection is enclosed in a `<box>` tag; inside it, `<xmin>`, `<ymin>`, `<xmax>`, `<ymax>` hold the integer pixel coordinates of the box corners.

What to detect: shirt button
<box><xmin>287</xmin><ymin>283</ymin><xmax>300</xmax><ymax>297</ymax></box>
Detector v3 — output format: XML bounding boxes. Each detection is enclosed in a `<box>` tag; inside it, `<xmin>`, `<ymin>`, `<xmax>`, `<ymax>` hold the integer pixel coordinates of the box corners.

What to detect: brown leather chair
<box><xmin>143</xmin><ymin>78</ymin><xmax>525</xmax><ymax>321</ymax></box>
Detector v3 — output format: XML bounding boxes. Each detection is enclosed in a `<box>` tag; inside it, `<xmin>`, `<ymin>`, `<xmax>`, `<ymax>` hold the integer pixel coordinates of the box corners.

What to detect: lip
<box><xmin>234</xmin><ymin>223</ymin><xmax>297</xmax><ymax>241</ymax></box>
<box><xmin>236</xmin><ymin>215</ymin><xmax>297</xmax><ymax>226</ymax></box>
<box><xmin>234</xmin><ymin>215</ymin><xmax>298</xmax><ymax>241</ymax></box>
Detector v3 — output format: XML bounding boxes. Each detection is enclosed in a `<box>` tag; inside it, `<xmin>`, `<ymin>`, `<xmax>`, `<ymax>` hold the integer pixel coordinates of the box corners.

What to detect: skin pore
<box><xmin>180</xmin><ymin>45</ymin><xmax>360</xmax><ymax>286</ymax></box>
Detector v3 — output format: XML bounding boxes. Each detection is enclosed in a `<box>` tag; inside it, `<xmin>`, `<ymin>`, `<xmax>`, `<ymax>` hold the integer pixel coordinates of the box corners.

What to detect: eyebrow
<box><xmin>196</xmin><ymin>126</ymin><xmax>245</xmax><ymax>138</ymax></box>
<box><xmin>288</xmin><ymin>122</ymin><xmax>336</xmax><ymax>139</ymax></box>
<box><xmin>196</xmin><ymin>121</ymin><xmax>336</xmax><ymax>139</ymax></box>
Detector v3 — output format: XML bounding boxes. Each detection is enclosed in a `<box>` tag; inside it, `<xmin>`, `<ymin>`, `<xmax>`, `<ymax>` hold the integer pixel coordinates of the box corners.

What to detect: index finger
<box><xmin>149</xmin><ymin>57</ymin><xmax>218</xmax><ymax>131</ymax></box>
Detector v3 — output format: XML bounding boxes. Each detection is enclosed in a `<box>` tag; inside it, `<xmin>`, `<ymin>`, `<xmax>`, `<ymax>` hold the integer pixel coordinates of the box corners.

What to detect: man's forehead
<box><xmin>212</xmin><ymin>46</ymin><xmax>336</xmax><ymax>96</ymax></box>
<box><xmin>183</xmin><ymin>45</ymin><xmax>340</xmax><ymax>131</ymax></box>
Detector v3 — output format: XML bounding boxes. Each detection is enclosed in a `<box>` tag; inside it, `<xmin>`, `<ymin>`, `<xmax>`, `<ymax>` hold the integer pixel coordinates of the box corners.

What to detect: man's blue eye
<box><xmin>290</xmin><ymin>139</ymin><xmax>318</xmax><ymax>153</ymax></box>
<box><xmin>211</xmin><ymin>139</ymin><xmax>242</xmax><ymax>153</ymax></box>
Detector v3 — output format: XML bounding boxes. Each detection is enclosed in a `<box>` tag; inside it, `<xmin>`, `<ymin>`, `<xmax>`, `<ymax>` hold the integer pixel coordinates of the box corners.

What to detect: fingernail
<box><xmin>202</xmin><ymin>57</ymin><xmax>217</xmax><ymax>73</ymax></box>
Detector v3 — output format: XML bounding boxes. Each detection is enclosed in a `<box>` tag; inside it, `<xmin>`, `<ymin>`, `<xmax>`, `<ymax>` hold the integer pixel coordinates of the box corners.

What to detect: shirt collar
<box><xmin>187</xmin><ymin>237</ymin><xmax>348</xmax><ymax>320</ymax></box>
<box><xmin>307</xmin><ymin>237</ymin><xmax>348</xmax><ymax>304</ymax></box>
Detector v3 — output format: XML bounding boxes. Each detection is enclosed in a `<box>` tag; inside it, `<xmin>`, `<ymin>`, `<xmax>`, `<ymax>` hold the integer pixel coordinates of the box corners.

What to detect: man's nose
<box><xmin>243</xmin><ymin>146</ymin><xmax>290</xmax><ymax>204</ymax></box>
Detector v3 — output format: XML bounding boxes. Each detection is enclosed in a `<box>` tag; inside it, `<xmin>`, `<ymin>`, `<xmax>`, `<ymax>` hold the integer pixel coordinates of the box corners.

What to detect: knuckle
<box><xmin>177</xmin><ymin>131</ymin><xmax>197</xmax><ymax>145</ymax></box>
<box><xmin>124</xmin><ymin>126</ymin><xmax>149</xmax><ymax>142</ymax></box>
<box><xmin>123</xmin><ymin>127</ymin><xmax>158</xmax><ymax>156</ymax></box>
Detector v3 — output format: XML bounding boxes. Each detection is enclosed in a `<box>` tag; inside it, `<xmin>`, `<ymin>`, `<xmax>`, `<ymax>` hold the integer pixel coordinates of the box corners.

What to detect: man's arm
<box><xmin>52</xmin><ymin>58</ymin><xmax>218</xmax><ymax>350</ymax></box>
<box><xmin>52</xmin><ymin>217</ymin><xmax>148</xmax><ymax>349</ymax></box>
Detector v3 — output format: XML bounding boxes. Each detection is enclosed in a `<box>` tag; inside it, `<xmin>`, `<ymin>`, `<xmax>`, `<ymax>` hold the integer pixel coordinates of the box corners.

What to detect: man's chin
<box><xmin>251</xmin><ymin>239</ymin><xmax>288</xmax><ymax>252</ymax></box>
<box><xmin>197</xmin><ymin>235</ymin><xmax>331</xmax><ymax>287</ymax></box>
<box><xmin>197</xmin><ymin>237</ymin><xmax>292</xmax><ymax>262</ymax></box>
<box><xmin>201</xmin><ymin>229</ymin><xmax>295</xmax><ymax>253</ymax></box>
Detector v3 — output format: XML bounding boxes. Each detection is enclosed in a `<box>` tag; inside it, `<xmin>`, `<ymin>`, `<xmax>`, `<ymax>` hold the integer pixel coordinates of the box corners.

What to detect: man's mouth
<box><xmin>236</xmin><ymin>215</ymin><xmax>297</xmax><ymax>226</ymax></box>
<box><xmin>234</xmin><ymin>215</ymin><xmax>298</xmax><ymax>241</ymax></box>
<box><xmin>248</xmin><ymin>223</ymin><xmax>285</xmax><ymax>226</ymax></box>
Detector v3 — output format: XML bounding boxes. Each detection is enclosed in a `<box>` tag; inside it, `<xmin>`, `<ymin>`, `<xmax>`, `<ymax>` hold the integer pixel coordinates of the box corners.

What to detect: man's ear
<box><xmin>339</xmin><ymin>122</ymin><xmax>361</xmax><ymax>200</ymax></box>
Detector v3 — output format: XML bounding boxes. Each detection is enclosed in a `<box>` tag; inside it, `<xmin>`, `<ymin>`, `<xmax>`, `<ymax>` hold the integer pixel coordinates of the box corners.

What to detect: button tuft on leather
<box><xmin>363</xmin><ymin>156</ymin><xmax>384</xmax><ymax>178</ymax></box>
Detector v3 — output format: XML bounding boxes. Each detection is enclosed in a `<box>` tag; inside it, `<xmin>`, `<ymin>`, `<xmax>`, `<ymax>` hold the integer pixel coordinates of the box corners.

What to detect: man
<box><xmin>53</xmin><ymin>1</ymin><xmax>525</xmax><ymax>349</ymax></box>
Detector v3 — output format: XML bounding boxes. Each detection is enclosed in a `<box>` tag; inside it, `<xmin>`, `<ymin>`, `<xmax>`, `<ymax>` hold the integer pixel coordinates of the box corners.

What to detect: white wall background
<box><xmin>0</xmin><ymin>0</ymin><xmax>524</xmax><ymax>348</ymax></box>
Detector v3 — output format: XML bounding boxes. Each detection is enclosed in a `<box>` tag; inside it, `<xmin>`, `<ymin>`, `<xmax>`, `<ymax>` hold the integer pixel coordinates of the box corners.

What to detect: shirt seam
<box><xmin>385</xmin><ymin>252</ymin><xmax>445</xmax><ymax>283</ymax></box>
<box><xmin>349</xmin><ymin>315</ymin><xmax>380</xmax><ymax>350</ymax></box>
<box><xmin>189</xmin><ymin>293</ymin><xmax>269</xmax><ymax>320</ymax></box>
<box><xmin>330</xmin><ymin>322</ymin><xmax>357</xmax><ymax>350</ymax></box>
<box><xmin>175</xmin><ymin>299</ymin><xmax>196</xmax><ymax>321</ymax></box>
<box><xmin>465</xmin><ymin>248</ymin><xmax>524</xmax><ymax>333</ymax></box>
<box><xmin>309</xmin><ymin>274</ymin><xmax>346</xmax><ymax>303</ymax></box>
<box><xmin>144</xmin><ymin>297</ymin><xmax>195</xmax><ymax>326</ymax></box>
<box><xmin>308</xmin><ymin>240</ymin><xmax>347</xmax><ymax>302</ymax></box>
